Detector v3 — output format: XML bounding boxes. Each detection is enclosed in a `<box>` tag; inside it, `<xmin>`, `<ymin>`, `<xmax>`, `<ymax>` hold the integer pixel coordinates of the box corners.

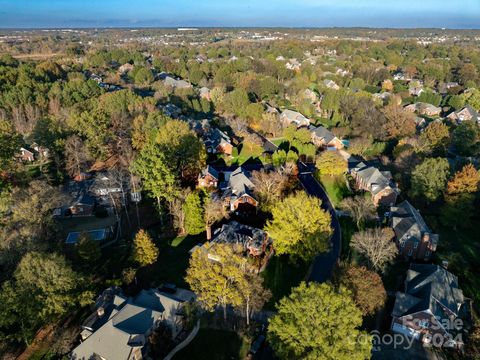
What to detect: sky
<box><xmin>0</xmin><ymin>0</ymin><xmax>479</xmax><ymax>29</ymax></box>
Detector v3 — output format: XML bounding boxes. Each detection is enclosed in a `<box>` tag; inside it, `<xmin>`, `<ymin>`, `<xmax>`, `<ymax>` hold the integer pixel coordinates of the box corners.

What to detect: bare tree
<box><xmin>339</xmin><ymin>196</ymin><xmax>377</xmax><ymax>229</ymax></box>
<box><xmin>65</xmin><ymin>135</ymin><xmax>91</xmax><ymax>178</ymax></box>
<box><xmin>169</xmin><ymin>189</ymin><xmax>191</xmax><ymax>235</ymax></box>
<box><xmin>251</xmin><ymin>169</ymin><xmax>289</xmax><ymax>210</ymax></box>
<box><xmin>204</xmin><ymin>196</ymin><xmax>229</xmax><ymax>240</ymax></box>
<box><xmin>350</xmin><ymin>227</ymin><xmax>397</xmax><ymax>272</ymax></box>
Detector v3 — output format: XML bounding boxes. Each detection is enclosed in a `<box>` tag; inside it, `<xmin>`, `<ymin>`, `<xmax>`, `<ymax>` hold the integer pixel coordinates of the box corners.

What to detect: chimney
<box><xmin>97</xmin><ymin>306</ymin><xmax>105</xmax><ymax>318</ymax></box>
<box><xmin>442</xmin><ymin>260</ymin><xmax>449</xmax><ymax>269</ymax></box>
<box><xmin>422</xmin><ymin>232</ymin><xmax>430</xmax><ymax>243</ymax></box>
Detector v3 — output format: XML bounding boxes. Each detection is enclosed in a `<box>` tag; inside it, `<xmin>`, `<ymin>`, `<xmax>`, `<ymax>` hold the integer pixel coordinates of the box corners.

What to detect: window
<box><xmin>425</xmin><ymin>250</ymin><xmax>430</xmax><ymax>256</ymax></box>
<box><xmin>413</xmin><ymin>242</ymin><xmax>418</xmax><ymax>249</ymax></box>
<box><xmin>408</xmin><ymin>248</ymin><xmax>413</xmax><ymax>256</ymax></box>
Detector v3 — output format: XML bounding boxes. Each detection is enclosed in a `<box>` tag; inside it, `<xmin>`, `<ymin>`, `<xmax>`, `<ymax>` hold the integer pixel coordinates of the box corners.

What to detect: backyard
<box><xmin>315</xmin><ymin>173</ymin><xmax>351</xmax><ymax>207</ymax></box>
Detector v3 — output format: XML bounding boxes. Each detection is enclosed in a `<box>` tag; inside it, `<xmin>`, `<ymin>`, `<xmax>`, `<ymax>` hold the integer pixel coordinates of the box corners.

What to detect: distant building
<box><xmin>404</xmin><ymin>102</ymin><xmax>441</xmax><ymax>117</ymax></box>
<box><xmin>279</xmin><ymin>109</ymin><xmax>310</xmax><ymax>128</ymax></box>
<box><xmin>309</xmin><ymin>125</ymin><xmax>344</xmax><ymax>150</ymax></box>
<box><xmin>323</xmin><ymin>79</ymin><xmax>340</xmax><ymax>90</ymax></box>
<box><xmin>390</xmin><ymin>200</ymin><xmax>438</xmax><ymax>260</ymax></box>
<box><xmin>391</xmin><ymin>264</ymin><xmax>467</xmax><ymax>348</ymax></box>
<box><xmin>447</xmin><ymin>106</ymin><xmax>480</xmax><ymax>124</ymax></box>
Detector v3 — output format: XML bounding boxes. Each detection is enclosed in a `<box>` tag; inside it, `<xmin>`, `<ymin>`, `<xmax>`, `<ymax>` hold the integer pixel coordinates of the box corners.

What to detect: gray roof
<box><xmin>280</xmin><ymin>109</ymin><xmax>309</xmax><ymax>126</ymax></box>
<box><xmin>393</xmin><ymin>264</ymin><xmax>464</xmax><ymax>323</ymax></box>
<box><xmin>212</xmin><ymin>221</ymin><xmax>270</xmax><ymax>252</ymax></box>
<box><xmin>350</xmin><ymin>159</ymin><xmax>397</xmax><ymax>196</ymax></box>
<box><xmin>309</xmin><ymin>125</ymin><xmax>335</xmax><ymax>144</ymax></box>
<box><xmin>71</xmin><ymin>288</ymin><xmax>191</xmax><ymax>360</ymax></box>
<box><xmin>204</xmin><ymin>128</ymin><xmax>231</xmax><ymax>150</ymax></box>
<box><xmin>390</xmin><ymin>200</ymin><xmax>438</xmax><ymax>247</ymax></box>
<box><xmin>228</xmin><ymin>167</ymin><xmax>255</xmax><ymax>199</ymax></box>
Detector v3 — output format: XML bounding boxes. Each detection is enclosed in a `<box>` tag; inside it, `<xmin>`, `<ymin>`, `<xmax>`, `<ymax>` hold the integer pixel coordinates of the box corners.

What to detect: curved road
<box><xmin>298</xmin><ymin>162</ymin><xmax>341</xmax><ymax>283</ymax></box>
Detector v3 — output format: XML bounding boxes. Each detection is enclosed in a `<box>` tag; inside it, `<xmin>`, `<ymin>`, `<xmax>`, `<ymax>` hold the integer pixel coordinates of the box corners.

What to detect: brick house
<box><xmin>204</xmin><ymin>128</ymin><xmax>234</xmax><ymax>156</ymax></box>
<box><xmin>390</xmin><ymin>200</ymin><xmax>438</xmax><ymax>260</ymax></box>
<box><xmin>223</xmin><ymin>167</ymin><xmax>258</xmax><ymax>212</ymax></box>
<box><xmin>309</xmin><ymin>125</ymin><xmax>344</xmax><ymax>150</ymax></box>
<box><xmin>391</xmin><ymin>264</ymin><xmax>467</xmax><ymax>348</ymax></box>
<box><xmin>198</xmin><ymin>165</ymin><xmax>219</xmax><ymax>188</ymax></box>
<box><xmin>447</xmin><ymin>105</ymin><xmax>480</xmax><ymax>124</ymax></box>
<box><xmin>349</xmin><ymin>158</ymin><xmax>399</xmax><ymax>207</ymax></box>
<box><xmin>18</xmin><ymin>147</ymin><xmax>35</xmax><ymax>162</ymax></box>
<box><xmin>404</xmin><ymin>102</ymin><xmax>441</xmax><ymax>117</ymax></box>
<box><xmin>279</xmin><ymin>109</ymin><xmax>310</xmax><ymax>128</ymax></box>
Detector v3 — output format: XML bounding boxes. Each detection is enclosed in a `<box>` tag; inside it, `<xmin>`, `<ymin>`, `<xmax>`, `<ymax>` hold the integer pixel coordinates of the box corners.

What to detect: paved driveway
<box><xmin>298</xmin><ymin>162</ymin><xmax>341</xmax><ymax>283</ymax></box>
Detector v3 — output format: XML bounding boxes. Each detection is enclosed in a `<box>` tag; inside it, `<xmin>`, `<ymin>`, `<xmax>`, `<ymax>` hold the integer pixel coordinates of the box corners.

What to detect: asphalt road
<box><xmin>298</xmin><ymin>162</ymin><xmax>341</xmax><ymax>283</ymax></box>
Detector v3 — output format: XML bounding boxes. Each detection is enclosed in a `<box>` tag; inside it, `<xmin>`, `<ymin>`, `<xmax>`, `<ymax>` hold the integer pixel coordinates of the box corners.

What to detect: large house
<box><xmin>204</xmin><ymin>128</ymin><xmax>233</xmax><ymax>156</ymax></box>
<box><xmin>279</xmin><ymin>109</ymin><xmax>310</xmax><ymax>128</ymax></box>
<box><xmin>391</xmin><ymin>264</ymin><xmax>467</xmax><ymax>348</ymax></box>
<box><xmin>349</xmin><ymin>158</ymin><xmax>399</xmax><ymax>207</ymax></box>
<box><xmin>404</xmin><ymin>102</ymin><xmax>442</xmax><ymax>117</ymax></box>
<box><xmin>447</xmin><ymin>105</ymin><xmax>480</xmax><ymax>124</ymax></box>
<box><xmin>309</xmin><ymin>125</ymin><xmax>344</xmax><ymax>150</ymax></box>
<box><xmin>390</xmin><ymin>201</ymin><xmax>438</xmax><ymax>261</ymax></box>
<box><xmin>197</xmin><ymin>165</ymin><xmax>219</xmax><ymax>188</ymax></box>
<box><xmin>323</xmin><ymin>79</ymin><xmax>340</xmax><ymax>90</ymax></box>
<box><xmin>223</xmin><ymin>167</ymin><xmax>258</xmax><ymax>212</ymax></box>
<box><xmin>71</xmin><ymin>287</ymin><xmax>195</xmax><ymax>360</ymax></box>
<box><xmin>212</xmin><ymin>221</ymin><xmax>272</xmax><ymax>257</ymax></box>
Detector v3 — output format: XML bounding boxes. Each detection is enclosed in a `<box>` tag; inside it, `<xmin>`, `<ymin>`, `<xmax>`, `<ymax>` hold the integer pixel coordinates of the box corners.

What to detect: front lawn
<box><xmin>316</xmin><ymin>173</ymin><xmax>351</xmax><ymax>207</ymax></box>
<box><xmin>137</xmin><ymin>233</ymin><xmax>205</xmax><ymax>289</ymax></box>
<box><xmin>262</xmin><ymin>255</ymin><xmax>308</xmax><ymax>309</ymax></box>
<box><xmin>173</xmin><ymin>328</ymin><xmax>250</xmax><ymax>360</ymax></box>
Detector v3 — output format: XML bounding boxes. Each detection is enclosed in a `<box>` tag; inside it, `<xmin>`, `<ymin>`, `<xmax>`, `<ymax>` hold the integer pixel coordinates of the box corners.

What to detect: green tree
<box><xmin>452</xmin><ymin>120</ymin><xmax>480</xmax><ymax>157</ymax></box>
<box><xmin>183</xmin><ymin>192</ymin><xmax>205</xmax><ymax>235</ymax></box>
<box><xmin>0</xmin><ymin>120</ymin><xmax>22</xmax><ymax>172</ymax></box>
<box><xmin>132</xmin><ymin>229</ymin><xmax>159</xmax><ymax>267</ymax></box>
<box><xmin>420</xmin><ymin>121</ymin><xmax>450</xmax><ymax>154</ymax></box>
<box><xmin>132</xmin><ymin>66</ymin><xmax>154</xmax><ymax>85</ymax></box>
<box><xmin>266</xmin><ymin>192</ymin><xmax>332</xmax><ymax>262</ymax></box>
<box><xmin>268</xmin><ymin>282</ymin><xmax>372</xmax><ymax>360</ymax></box>
<box><xmin>448</xmin><ymin>95</ymin><xmax>465</xmax><ymax>110</ymax></box>
<box><xmin>76</xmin><ymin>232</ymin><xmax>101</xmax><ymax>264</ymax></box>
<box><xmin>0</xmin><ymin>252</ymin><xmax>82</xmax><ymax>345</ymax></box>
<box><xmin>411</xmin><ymin>158</ymin><xmax>450</xmax><ymax>202</ymax></box>
<box><xmin>417</xmin><ymin>90</ymin><xmax>442</xmax><ymax>106</ymax></box>
<box><xmin>316</xmin><ymin>151</ymin><xmax>347</xmax><ymax>177</ymax></box>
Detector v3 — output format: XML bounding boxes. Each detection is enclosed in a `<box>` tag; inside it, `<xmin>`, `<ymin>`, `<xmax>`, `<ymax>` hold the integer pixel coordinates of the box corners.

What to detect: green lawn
<box><xmin>174</xmin><ymin>328</ymin><xmax>250</xmax><ymax>360</ymax></box>
<box><xmin>137</xmin><ymin>233</ymin><xmax>205</xmax><ymax>289</ymax></box>
<box><xmin>232</xmin><ymin>143</ymin><xmax>265</xmax><ymax>165</ymax></box>
<box><xmin>262</xmin><ymin>255</ymin><xmax>308</xmax><ymax>309</ymax></box>
<box><xmin>316</xmin><ymin>173</ymin><xmax>351</xmax><ymax>207</ymax></box>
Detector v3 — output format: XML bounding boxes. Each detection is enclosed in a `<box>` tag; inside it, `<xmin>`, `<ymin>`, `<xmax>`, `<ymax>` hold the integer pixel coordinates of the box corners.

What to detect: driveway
<box><xmin>298</xmin><ymin>162</ymin><xmax>341</xmax><ymax>283</ymax></box>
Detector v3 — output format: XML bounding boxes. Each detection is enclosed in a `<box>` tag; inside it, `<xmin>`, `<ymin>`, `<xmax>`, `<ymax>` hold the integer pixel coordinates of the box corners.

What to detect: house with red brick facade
<box><xmin>391</xmin><ymin>264</ymin><xmax>467</xmax><ymax>348</ymax></box>
<box><xmin>204</xmin><ymin>128</ymin><xmax>234</xmax><ymax>156</ymax></box>
<box><xmin>390</xmin><ymin>200</ymin><xmax>438</xmax><ymax>261</ymax></box>
<box><xmin>309</xmin><ymin>125</ymin><xmax>344</xmax><ymax>150</ymax></box>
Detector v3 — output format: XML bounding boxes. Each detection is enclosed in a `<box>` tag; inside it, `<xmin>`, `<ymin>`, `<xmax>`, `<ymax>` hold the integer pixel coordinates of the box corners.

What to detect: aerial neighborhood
<box><xmin>0</xmin><ymin>24</ymin><xmax>479</xmax><ymax>360</ymax></box>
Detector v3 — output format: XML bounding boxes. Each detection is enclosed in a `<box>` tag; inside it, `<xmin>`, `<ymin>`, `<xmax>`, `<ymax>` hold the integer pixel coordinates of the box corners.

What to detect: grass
<box><xmin>137</xmin><ymin>233</ymin><xmax>205</xmax><ymax>289</ymax></box>
<box><xmin>316</xmin><ymin>173</ymin><xmax>351</xmax><ymax>207</ymax></box>
<box><xmin>232</xmin><ymin>143</ymin><xmax>265</xmax><ymax>165</ymax></box>
<box><xmin>174</xmin><ymin>328</ymin><xmax>250</xmax><ymax>360</ymax></box>
<box><xmin>262</xmin><ymin>255</ymin><xmax>308</xmax><ymax>309</ymax></box>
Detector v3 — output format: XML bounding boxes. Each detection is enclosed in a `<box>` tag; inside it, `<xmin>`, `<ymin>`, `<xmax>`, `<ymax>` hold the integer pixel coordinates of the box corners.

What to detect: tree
<box><xmin>204</xmin><ymin>196</ymin><xmax>228</xmax><ymax>240</ymax></box>
<box><xmin>339</xmin><ymin>196</ymin><xmax>376</xmax><ymax>229</ymax></box>
<box><xmin>0</xmin><ymin>120</ymin><xmax>22</xmax><ymax>172</ymax></box>
<box><xmin>452</xmin><ymin>120</ymin><xmax>480</xmax><ymax>157</ymax></box>
<box><xmin>185</xmin><ymin>243</ymin><xmax>245</xmax><ymax>320</ymax></box>
<box><xmin>251</xmin><ymin>169</ymin><xmax>289</xmax><ymax>211</ymax></box>
<box><xmin>382</xmin><ymin>103</ymin><xmax>416</xmax><ymax>139</ymax></box>
<box><xmin>448</xmin><ymin>95</ymin><xmax>465</xmax><ymax>110</ymax></box>
<box><xmin>183</xmin><ymin>192</ymin><xmax>205</xmax><ymax>235</ymax></box>
<box><xmin>339</xmin><ymin>265</ymin><xmax>386</xmax><ymax>316</ymax></box>
<box><xmin>417</xmin><ymin>90</ymin><xmax>442</xmax><ymax>107</ymax></box>
<box><xmin>0</xmin><ymin>252</ymin><xmax>82</xmax><ymax>345</ymax></box>
<box><xmin>420</xmin><ymin>121</ymin><xmax>450</xmax><ymax>154</ymax></box>
<box><xmin>238</xmin><ymin>271</ymin><xmax>271</xmax><ymax>326</ymax></box>
<box><xmin>316</xmin><ymin>151</ymin><xmax>347</xmax><ymax>177</ymax></box>
<box><xmin>76</xmin><ymin>232</ymin><xmax>101</xmax><ymax>264</ymax></box>
<box><xmin>132</xmin><ymin>66</ymin><xmax>154</xmax><ymax>86</ymax></box>
<box><xmin>132</xmin><ymin>229</ymin><xmax>159</xmax><ymax>267</ymax></box>
<box><xmin>458</xmin><ymin>63</ymin><xmax>478</xmax><ymax>85</ymax></box>
<box><xmin>64</xmin><ymin>135</ymin><xmax>91</xmax><ymax>178</ymax></box>
<box><xmin>266</xmin><ymin>192</ymin><xmax>332</xmax><ymax>262</ymax></box>
<box><xmin>411</xmin><ymin>157</ymin><xmax>450</xmax><ymax>202</ymax></box>
<box><xmin>350</xmin><ymin>227</ymin><xmax>397</xmax><ymax>272</ymax></box>
<box><xmin>447</xmin><ymin>164</ymin><xmax>480</xmax><ymax>195</ymax></box>
<box><xmin>268</xmin><ymin>282</ymin><xmax>372</xmax><ymax>360</ymax></box>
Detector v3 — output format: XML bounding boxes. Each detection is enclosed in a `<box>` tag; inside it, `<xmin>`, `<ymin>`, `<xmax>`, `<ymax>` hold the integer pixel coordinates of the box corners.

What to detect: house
<box><xmin>391</xmin><ymin>264</ymin><xmax>467</xmax><ymax>348</ymax></box>
<box><xmin>31</xmin><ymin>142</ymin><xmax>49</xmax><ymax>159</ymax></box>
<box><xmin>393</xmin><ymin>71</ymin><xmax>411</xmax><ymax>82</ymax></box>
<box><xmin>66</xmin><ymin>193</ymin><xmax>96</xmax><ymax>216</ymax></box>
<box><xmin>279</xmin><ymin>109</ymin><xmax>310</xmax><ymax>127</ymax></box>
<box><xmin>223</xmin><ymin>167</ymin><xmax>258</xmax><ymax>212</ymax></box>
<box><xmin>390</xmin><ymin>200</ymin><xmax>438</xmax><ymax>260</ymax></box>
<box><xmin>204</xmin><ymin>128</ymin><xmax>233</xmax><ymax>156</ymax></box>
<box><xmin>159</xmin><ymin>103</ymin><xmax>182</xmax><ymax>118</ymax></box>
<box><xmin>18</xmin><ymin>147</ymin><xmax>34</xmax><ymax>162</ymax></box>
<box><xmin>323</xmin><ymin>79</ymin><xmax>340</xmax><ymax>90</ymax></box>
<box><xmin>71</xmin><ymin>287</ymin><xmax>195</xmax><ymax>360</ymax></box>
<box><xmin>212</xmin><ymin>221</ymin><xmax>272</xmax><ymax>257</ymax></box>
<box><xmin>198</xmin><ymin>165</ymin><xmax>219</xmax><ymax>188</ymax></box>
<box><xmin>285</xmin><ymin>59</ymin><xmax>301</xmax><ymax>71</ymax></box>
<box><xmin>163</xmin><ymin>75</ymin><xmax>192</xmax><ymax>89</ymax></box>
<box><xmin>118</xmin><ymin>63</ymin><xmax>134</xmax><ymax>74</ymax></box>
<box><xmin>447</xmin><ymin>106</ymin><xmax>480</xmax><ymax>124</ymax></box>
<box><xmin>199</xmin><ymin>86</ymin><xmax>211</xmax><ymax>101</ymax></box>
<box><xmin>404</xmin><ymin>102</ymin><xmax>442</xmax><ymax>117</ymax></box>
<box><xmin>409</xmin><ymin>86</ymin><xmax>424</xmax><ymax>97</ymax></box>
<box><xmin>309</xmin><ymin>125</ymin><xmax>344</xmax><ymax>150</ymax></box>
<box><xmin>349</xmin><ymin>158</ymin><xmax>399</xmax><ymax>207</ymax></box>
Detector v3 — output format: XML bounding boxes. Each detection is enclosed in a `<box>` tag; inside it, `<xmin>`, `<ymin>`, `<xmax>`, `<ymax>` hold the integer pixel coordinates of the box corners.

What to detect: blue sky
<box><xmin>0</xmin><ymin>0</ymin><xmax>479</xmax><ymax>29</ymax></box>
